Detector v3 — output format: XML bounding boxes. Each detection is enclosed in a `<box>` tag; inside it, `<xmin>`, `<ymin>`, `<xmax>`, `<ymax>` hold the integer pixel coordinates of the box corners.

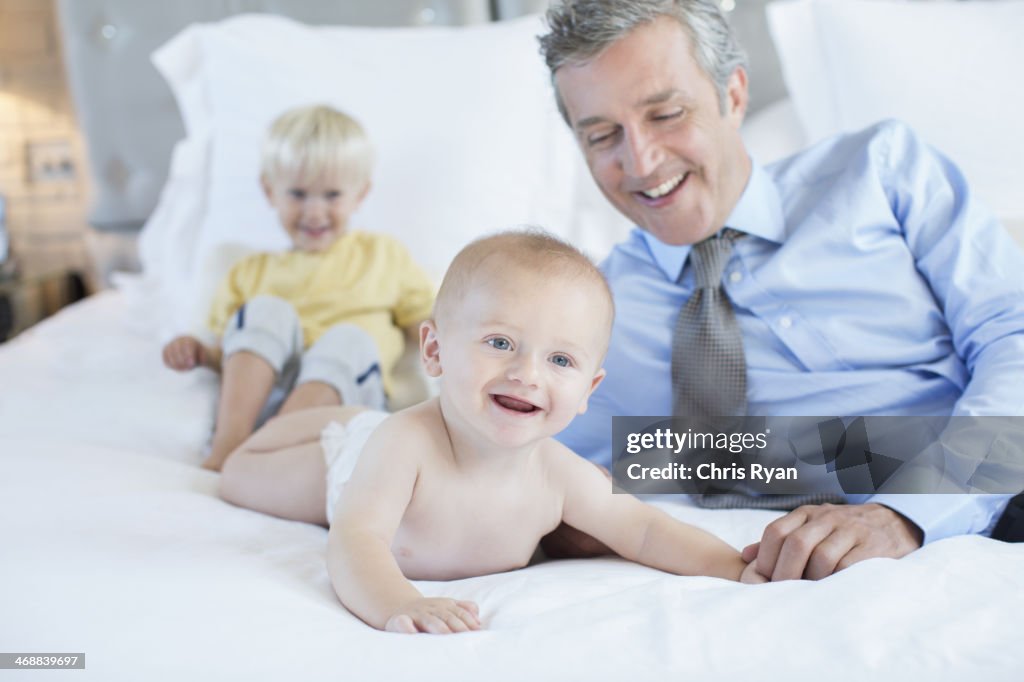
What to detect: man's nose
<box><xmin>620</xmin><ymin>126</ymin><xmax>662</xmax><ymax>179</ymax></box>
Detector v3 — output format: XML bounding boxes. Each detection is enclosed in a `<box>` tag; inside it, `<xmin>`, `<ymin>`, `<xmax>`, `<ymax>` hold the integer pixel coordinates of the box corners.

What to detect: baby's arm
<box><xmin>162</xmin><ymin>335</ymin><xmax>222</xmax><ymax>372</ymax></box>
<box><xmin>555</xmin><ymin>448</ymin><xmax>748</xmax><ymax>581</ymax></box>
<box><xmin>327</xmin><ymin>419</ymin><xmax>480</xmax><ymax>634</ymax></box>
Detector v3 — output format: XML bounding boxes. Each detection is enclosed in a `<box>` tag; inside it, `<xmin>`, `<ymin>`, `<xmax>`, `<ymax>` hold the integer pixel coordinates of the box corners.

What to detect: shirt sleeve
<box><xmin>857</xmin><ymin>493</ymin><xmax>1012</xmax><ymax>544</ymax></box>
<box><xmin>882</xmin><ymin>120</ymin><xmax>1024</xmax><ymax>417</ymax></box>
<box><xmin>206</xmin><ymin>262</ymin><xmax>250</xmax><ymax>338</ymax></box>
<box><xmin>866</xmin><ymin>121</ymin><xmax>1024</xmax><ymax>539</ymax></box>
<box><xmin>388</xmin><ymin>240</ymin><xmax>436</xmax><ymax>329</ymax></box>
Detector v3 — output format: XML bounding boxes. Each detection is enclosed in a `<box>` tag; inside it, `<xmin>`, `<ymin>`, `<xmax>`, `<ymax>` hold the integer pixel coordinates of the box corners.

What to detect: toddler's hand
<box><xmin>385</xmin><ymin>598</ymin><xmax>481</xmax><ymax>634</ymax></box>
<box><xmin>162</xmin><ymin>336</ymin><xmax>205</xmax><ymax>371</ymax></box>
<box><xmin>740</xmin><ymin>559</ymin><xmax>768</xmax><ymax>584</ymax></box>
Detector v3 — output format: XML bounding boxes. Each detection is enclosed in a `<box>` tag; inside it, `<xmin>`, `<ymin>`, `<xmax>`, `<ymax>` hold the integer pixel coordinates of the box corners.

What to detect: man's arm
<box><xmin>748</xmin><ymin>123</ymin><xmax>1024</xmax><ymax>580</ymax></box>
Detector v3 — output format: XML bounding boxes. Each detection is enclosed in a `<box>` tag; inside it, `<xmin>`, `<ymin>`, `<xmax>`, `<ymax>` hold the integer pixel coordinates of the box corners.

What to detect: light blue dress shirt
<box><xmin>558</xmin><ymin>120</ymin><xmax>1024</xmax><ymax>543</ymax></box>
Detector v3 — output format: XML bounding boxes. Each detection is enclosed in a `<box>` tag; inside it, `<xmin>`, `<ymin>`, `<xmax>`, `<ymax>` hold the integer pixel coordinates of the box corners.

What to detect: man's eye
<box><xmin>488</xmin><ymin>337</ymin><xmax>512</xmax><ymax>351</ymax></box>
<box><xmin>550</xmin><ymin>354</ymin><xmax>573</xmax><ymax>368</ymax></box>
<box><xmin>587</xmin><ymin>129</ymin><xmax>618</xmax><ymax>147</ymax></box>
<box><xmin>652</xmin><ymin>109</ymin><xmax>683</xmax><ymax>122</ymax></box>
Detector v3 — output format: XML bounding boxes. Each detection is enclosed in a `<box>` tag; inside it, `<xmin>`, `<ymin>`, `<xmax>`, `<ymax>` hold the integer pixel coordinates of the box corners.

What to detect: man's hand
<box><xmin>162</xmin><ymin>335</ymin><xmax>207</xmax><ymax>371</ymax></box>
<box><xmin>384</xmin><ymin>598</ymin><xmax>481</xmax><ymax>634</ymax></box>
<box><xmin>742</xmin><ymin>503</ymin><xmax>923</xmax><ymax>581</ymax></box>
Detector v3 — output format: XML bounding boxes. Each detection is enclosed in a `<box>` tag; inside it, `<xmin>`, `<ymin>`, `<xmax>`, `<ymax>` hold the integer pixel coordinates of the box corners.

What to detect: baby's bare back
<box><xmin>382</xmin><ymin>402</ymin><xmax>566</xmax><ymax>581</ymax></box>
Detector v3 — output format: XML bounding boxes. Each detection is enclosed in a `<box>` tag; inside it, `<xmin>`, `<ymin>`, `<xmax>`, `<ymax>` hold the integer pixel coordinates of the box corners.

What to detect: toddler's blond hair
<box><xmin>261</xmin><ymin>104</ymin><xmax>373</xmax><ymax>186</ymax></box>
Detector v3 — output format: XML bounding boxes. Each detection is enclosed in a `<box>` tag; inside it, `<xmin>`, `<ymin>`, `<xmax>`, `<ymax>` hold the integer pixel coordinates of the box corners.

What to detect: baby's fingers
<box><xmin>457</xmin><ymin>600</ymin><xmax>480</xmax><ymax>616</ymax></box>
<box><xmin>441</xmin><ymin>612</ymin><xmax>470</xmax><ymax>633</ymax></box>
<box><xmin>384</xmin><ymin>614</ymin><xmax>417</xmax><ymax>634</ymax></box>
<box><xmin>454</xmin><ymin>601</ymin><xmax>481</xmax><ymax>629</ymax></box>
<box><xmin>418</xmin><ymin>614</ymin><xmax>453</xmax><ymax>635</ymax></box>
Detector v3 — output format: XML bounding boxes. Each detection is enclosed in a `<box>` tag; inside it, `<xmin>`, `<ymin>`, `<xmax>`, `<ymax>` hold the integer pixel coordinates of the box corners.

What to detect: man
<box><xmin>539</xmin><ymin>0</ymin><xmax>1024</xmax><ymax>581</ymax></box>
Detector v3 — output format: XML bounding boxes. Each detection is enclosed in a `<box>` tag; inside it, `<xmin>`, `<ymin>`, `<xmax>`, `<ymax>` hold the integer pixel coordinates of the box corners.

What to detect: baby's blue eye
<box><xmin>550</xmin><ymin>354</ymin><xmax>572</xmax><ymax>368</ymax></box>
<box><xmin>289</xmin><ymin>189</ymin><xmax>306</xmax><ymax>200</ymax></box>
<box><xmin>488</xmin><ymin>337</ymin><xmax>511</xmax><ymax>351</ymax></box>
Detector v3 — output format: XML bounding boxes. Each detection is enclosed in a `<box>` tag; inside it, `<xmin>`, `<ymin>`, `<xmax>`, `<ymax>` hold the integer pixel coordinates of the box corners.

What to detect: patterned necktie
<box><xmin>671</xmin><ymin>229</ymin><xmax>746</xmax><ymax>417</ymax></box>
<box><xmin>672</xmin><ymin>230</ymin><xmax>844</xmax><ymax>511</ymax></box>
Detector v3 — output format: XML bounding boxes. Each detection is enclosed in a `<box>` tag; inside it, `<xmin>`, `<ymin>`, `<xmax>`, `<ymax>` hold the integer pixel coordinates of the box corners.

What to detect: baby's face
<box><xmin>432</xmin><ymin>266</ymin><xmax>609</xmax><ymax>449</ymax></box>
<box><xmin>262</xmin><ymin>167</ymin><xmax>368</xmax><ymax>252</ymax></box>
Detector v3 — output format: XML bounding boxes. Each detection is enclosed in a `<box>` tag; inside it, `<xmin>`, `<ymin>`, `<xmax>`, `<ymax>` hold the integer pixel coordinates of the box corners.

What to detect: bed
<box><xmin>4</xmin><ymin>1</ymin><xmax>1024</xmax><ymax>679</ymax></box>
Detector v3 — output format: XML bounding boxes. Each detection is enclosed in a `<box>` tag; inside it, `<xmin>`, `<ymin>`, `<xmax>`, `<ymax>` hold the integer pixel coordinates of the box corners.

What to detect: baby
<box><xmin>161</xmin><ymin>105</ymin><xmax>434</xmax><ymax>471</ymax></box>
<box><xmin>220</xmin><ymin>230</ymin><xmax>760</xmax><ymax>634</ymax></box>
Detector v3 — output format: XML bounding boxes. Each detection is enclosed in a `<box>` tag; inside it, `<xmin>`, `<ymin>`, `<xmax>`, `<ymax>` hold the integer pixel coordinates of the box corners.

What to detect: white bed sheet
<box><xmin>2</xmin><ymin>287</ymin><xmax>1023</xmax><ymax>681</ymax></box>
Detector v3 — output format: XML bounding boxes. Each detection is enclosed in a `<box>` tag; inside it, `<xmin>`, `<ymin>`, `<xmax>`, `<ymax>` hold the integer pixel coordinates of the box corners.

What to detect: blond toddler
<box><xmin>162</xmin><ymin>105</ymin><xmax>433</xmax><ymax>471</ymax></box>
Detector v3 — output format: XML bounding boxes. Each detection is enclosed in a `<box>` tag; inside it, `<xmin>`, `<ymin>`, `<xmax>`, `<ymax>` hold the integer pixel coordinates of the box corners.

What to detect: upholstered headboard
<box><xmin>55</xmin><ymin>0</ymin><xmax>492</xmax><ymax>234</ymax></box>
<box><xmin>56</xmin><ymin>0</ymin><xmax>787</xmax><ymax>236</ymax></box>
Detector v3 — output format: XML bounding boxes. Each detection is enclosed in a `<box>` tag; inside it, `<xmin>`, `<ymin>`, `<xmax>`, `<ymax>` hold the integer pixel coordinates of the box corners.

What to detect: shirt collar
<box><xmin>639</xmin><ymin>158</ymin><xmax>786</xmax><ymax>281</ymax></box>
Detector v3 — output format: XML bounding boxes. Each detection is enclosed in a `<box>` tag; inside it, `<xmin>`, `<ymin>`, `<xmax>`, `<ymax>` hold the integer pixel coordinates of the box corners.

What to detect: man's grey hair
<box><xmin>538</xmin><ymin>0</ymin><xmax>748</xmax><ymax>120</ymax></box>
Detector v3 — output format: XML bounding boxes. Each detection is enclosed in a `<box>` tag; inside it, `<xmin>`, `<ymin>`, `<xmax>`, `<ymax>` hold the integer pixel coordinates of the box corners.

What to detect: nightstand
<box><xmin>0</xmin><ymin>268</ymin><xmax>88</xmax><ymax>342</ymax></box>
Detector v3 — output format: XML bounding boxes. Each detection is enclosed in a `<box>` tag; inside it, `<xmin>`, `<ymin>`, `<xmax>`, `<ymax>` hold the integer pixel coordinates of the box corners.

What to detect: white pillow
<box><xmin>741</xmin><ymin>97</ymin><xmax>807</xmax><ymax>164</ymax></box>
<box><xmin>144</xmin><ymin>14</ymin><xmax>631</xmax><ymax>337</ymax></box>
<box><xmin>767</xmin><ymin>0</ymin><xmax>1024</xmax><ymax>223</ymax></box>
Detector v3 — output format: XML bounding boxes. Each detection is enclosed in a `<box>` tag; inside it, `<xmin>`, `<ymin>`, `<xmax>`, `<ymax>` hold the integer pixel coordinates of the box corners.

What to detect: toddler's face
<box><xmin>262</xmin><ymin>167</ymin><xmax>368</xmax><ymax>252</ymax></box>
<box><xmin>427</xmin><ymin>266</ymin><xmax>609</xmax><ymax>449</ymax></box>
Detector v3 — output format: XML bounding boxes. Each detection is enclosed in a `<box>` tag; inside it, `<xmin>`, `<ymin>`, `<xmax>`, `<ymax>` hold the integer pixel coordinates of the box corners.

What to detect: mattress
<box><xmin>2</xmin><ymin>285</ymin><xmax>1023</xmax><ymax>680</ymax></box>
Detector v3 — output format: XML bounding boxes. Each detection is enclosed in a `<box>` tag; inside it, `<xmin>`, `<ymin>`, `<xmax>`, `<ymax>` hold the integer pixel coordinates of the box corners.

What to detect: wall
<box><xmin>494</xmin><ymin>0</ymin><xmax>789</xmax><ymax>115</ymax></box>
<box><xmin>0</xmin><ymin>0</ymin><xmax>93</xmax><ymax>284</ymax></box>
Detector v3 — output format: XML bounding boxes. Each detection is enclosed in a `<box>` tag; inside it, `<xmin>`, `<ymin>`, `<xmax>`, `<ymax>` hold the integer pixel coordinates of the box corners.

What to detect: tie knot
<box><xmin>688</xmin><ymin>230</ymin><xmax>737</xmax><ymax>289</ymax></box>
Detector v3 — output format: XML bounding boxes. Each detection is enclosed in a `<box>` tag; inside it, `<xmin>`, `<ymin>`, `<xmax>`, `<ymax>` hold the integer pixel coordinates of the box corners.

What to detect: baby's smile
<box><xmin>491</xmin><ymin>394</ymin><xmax>541</xmax><ymax>414</ymax></box>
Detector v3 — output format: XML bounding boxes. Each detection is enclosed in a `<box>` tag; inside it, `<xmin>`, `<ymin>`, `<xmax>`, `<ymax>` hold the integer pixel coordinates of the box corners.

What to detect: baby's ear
<box><xmin>420</xmin><ymin>320</ymin><xmax>442</xmax><ymax>377</ymax></box>
<box><xmin>577</xmin><ymin>368</ymin><xmax>607</xmax><ymax>415</ymax></box>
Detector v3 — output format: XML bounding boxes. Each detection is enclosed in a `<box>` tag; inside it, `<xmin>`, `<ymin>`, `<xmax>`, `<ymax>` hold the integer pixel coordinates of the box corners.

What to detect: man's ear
<box><xmin>420</xmin><ymin>319</ymin><xmax>442</xmax><ymax>378</ymax></box>
<box><xmin>724</xmin><ymin>66</ymin><xmax>749</xmax><ymax>127</ymax></box>
<box><xmin>577</xmin><ymin>368</ymin><xmax>607</xmax><ymax>415</ymax></box>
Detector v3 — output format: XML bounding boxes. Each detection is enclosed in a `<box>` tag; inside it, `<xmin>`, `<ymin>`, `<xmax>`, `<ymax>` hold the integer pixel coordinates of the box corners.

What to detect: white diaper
<box><xmin>322</xmin><ymin>409</ymin><xmax>390</xmax><ymax>524</ymax></box>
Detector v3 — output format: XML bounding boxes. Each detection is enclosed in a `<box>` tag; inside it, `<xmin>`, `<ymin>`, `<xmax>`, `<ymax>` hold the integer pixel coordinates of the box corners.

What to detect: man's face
<box><xmin>554</xmin><ymin>16</ymin><xmax>751</xmax><ymax>246</ymax></box>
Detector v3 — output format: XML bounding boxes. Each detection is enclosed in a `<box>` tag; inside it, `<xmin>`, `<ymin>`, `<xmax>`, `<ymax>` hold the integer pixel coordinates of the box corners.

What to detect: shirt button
<box><xmin>729</xmin><ymin>271</ymin><xmax>743</xmax><ymax>283</ymax></box>
<box><xmin>779</xmin><ymin>316</ymin><xmax>793</xmax><ymax>329</ymax></box>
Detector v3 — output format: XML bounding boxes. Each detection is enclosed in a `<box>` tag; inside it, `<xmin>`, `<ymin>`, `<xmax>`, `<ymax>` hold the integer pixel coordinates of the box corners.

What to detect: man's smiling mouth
<box><xmin>638</xmin><ymin>172</ymin><xmax>688</xmax><ymax>200</ymax></box>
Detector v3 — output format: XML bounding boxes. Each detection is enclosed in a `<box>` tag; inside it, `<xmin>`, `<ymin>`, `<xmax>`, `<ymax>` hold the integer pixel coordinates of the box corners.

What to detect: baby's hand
<box><xmin>740</xmin><ymin>560</ymin><xmax>768</xmax><ymax>584</ymax></box>
<box><xmin>162</xmin><ymin>336</ymin><xmax>205</xmax><ymax>371</ymax></box>
<box><xmin>385</xmin><ymin>598</ymin><xmax>481</xmax><ymax>634</ymax></box>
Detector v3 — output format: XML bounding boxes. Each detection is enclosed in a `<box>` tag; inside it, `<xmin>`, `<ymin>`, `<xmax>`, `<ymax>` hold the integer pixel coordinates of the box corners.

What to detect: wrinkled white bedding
<box><xmin>2</xmin><ymin>288</ymin><xmax>1022</xmax><ymax>681</ymax></box>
